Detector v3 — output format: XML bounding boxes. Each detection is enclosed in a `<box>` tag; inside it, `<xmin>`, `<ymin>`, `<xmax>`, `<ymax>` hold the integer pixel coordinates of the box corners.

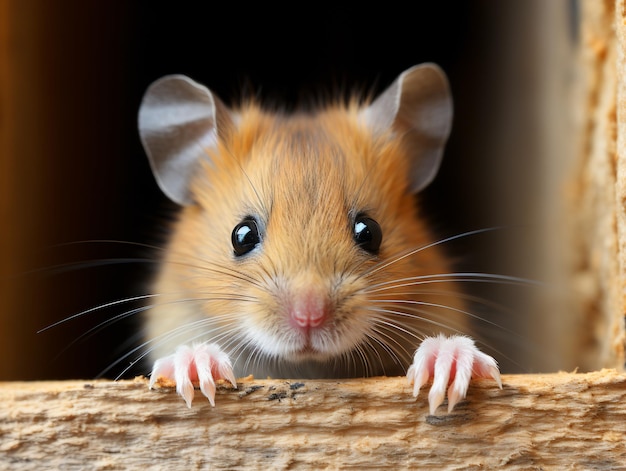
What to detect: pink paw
<box><xmin>149</xmin><ymin>343</ymin><xmax>237</xmax><ymax>407</ymax></box>
<box><xmin>406</xmin><ymin>334</ymin><xmax>502</xmax><ymax>414</ymax></box>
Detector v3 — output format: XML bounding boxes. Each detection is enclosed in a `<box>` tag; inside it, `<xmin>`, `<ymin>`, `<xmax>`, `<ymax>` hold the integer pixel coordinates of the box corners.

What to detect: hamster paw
<box><xmin>149</xmin><ymin>342</ymin><xmax>237</xmax><ymax>407</ymax></box>
<box><xmin>406</xmin><ymin>334</ymin><xmax>502</xmax><ymax>414</ymax></box>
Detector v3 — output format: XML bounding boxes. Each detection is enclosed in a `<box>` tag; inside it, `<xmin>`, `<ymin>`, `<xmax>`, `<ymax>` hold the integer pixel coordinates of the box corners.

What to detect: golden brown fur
<box><xmin>144</xmin><ymin>101</ymin><xmax>466</xmax><ymax>378</ymax></box>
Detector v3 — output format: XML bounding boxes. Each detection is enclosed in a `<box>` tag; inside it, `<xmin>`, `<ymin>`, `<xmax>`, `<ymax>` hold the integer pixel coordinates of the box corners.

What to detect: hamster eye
<box><xmin>232</xmin><ymin>217</ymin><xmax>261</xmax><ymax>256</ymax></box>
<box><xmin>353</xmin><ymin>215</ymin><xmax>382</xmax><ymax>254</ymax></box>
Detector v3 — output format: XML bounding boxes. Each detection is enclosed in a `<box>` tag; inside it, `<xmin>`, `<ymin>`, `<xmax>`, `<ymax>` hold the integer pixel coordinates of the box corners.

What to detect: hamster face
<box><xmin>145</xmin><ymin>104</ymin><xmax>465</xmax><ymax>378</ymax></box>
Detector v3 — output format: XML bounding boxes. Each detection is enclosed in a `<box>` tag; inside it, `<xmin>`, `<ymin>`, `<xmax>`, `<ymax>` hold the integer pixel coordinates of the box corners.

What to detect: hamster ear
<box><xmin>138</xmin><ymin>75</ymin><xmax>231</xmax><ymax>205</ymax></box>
<box><xmin>361</xmin><ymin>63</ymin><xmax>453</xmax><ymax>193</ymax></box>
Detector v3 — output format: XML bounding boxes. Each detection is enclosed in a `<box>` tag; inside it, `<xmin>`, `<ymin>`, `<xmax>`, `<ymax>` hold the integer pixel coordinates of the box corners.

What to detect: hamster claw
<box><xmin>149</xmin><ymin>342</ymin><xmax>237</xmax><ymax>407</ymax></box>
<box><xmin>406</xmin><ymin>334</ymin><xmax>501</xmax><ymax>414</ymax></box>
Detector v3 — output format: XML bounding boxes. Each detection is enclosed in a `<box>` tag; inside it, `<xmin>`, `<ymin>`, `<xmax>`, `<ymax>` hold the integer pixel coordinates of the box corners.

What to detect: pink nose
<box><xmin>289</xmin><ymin>290</ymin><xmax>330</xmax><ymax>330</ymax></box>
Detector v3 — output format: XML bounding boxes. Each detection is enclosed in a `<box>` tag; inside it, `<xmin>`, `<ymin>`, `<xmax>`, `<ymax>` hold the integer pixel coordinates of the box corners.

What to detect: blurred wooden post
<box><xmin>564</xmin><ymin>0</ymin><xmax>625</xmax><ymax>370</ymax></box>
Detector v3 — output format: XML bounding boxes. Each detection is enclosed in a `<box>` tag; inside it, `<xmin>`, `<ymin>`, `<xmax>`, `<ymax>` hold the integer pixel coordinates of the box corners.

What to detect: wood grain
<box><xmin>566</xmin><ymin>0</ymin><xmax>626</xmax><ymax>372</ymax></box>
<box><xmin>1</xmin><ymin>371</ymin><xmax>625</xmax><ymax>470</ymax></box>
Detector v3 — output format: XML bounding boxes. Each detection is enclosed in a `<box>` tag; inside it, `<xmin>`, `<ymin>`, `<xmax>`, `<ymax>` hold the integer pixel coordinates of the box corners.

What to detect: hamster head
<box><xmin>139</xmin><ymin>64</ymin><xmax>463</xmax><ymax>378</ymax></box>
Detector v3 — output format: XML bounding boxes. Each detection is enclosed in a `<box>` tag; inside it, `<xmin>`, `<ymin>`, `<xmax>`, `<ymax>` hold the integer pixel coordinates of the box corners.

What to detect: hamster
<box><xmin>137</xmin><ymin>63</ymin><xmax>501</xmax><ymax>414</ymax></box>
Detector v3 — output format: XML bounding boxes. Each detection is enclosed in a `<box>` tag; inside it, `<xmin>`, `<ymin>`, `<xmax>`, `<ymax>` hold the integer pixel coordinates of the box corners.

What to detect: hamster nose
<box><xmin>289</xmin><ymin>289</ymin><xmax>331</xmax><ymax>330</ymax></box>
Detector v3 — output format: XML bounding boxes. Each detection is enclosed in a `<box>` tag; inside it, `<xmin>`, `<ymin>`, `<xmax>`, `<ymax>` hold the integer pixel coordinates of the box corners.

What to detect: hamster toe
<box><xmin>407</xmin><ymin>334</ymin><xmax>501</xmax><ymax>414</ymax></box>
<box><xmin>149</xmin><ymin>342</ymin><xmax>236</xmax><ymax>407</ymax></box>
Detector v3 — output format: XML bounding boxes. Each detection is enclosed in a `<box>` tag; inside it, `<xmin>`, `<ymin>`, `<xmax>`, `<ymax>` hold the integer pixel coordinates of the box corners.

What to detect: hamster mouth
<box><xmin>281</xmin><ymin>331</ymin><xmax>332</xmax><ymax>359</ymax></box>
<box><xmin>292</xmin><ymin>338</ymin><xmax>325</xmax><ymax>357</ymax></box>
<box><xmin>249</xmin><ymin>308</ymin><xmax>367</xmax><ymax>360</ymax></box>
<box><xmin>288</xmin><ymin>330</ymin><xmax>355</xmax><ymax>360</ymax></box>
<box><xmin>290</xmin><ymin>348</ymin><xmax>336</xmax><ymax>362</ymax></box>
<box><xmin>295</xmin><ymin>345</ymin><xmax>317</xmax><ymax>356</ymax></box>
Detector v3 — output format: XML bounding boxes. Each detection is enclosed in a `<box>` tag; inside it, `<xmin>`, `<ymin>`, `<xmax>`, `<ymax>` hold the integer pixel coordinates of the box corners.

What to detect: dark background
<box><xmin>3</xmin><ymin>2</ymin><xmax>561</xmax><ymax>380</ymax></box>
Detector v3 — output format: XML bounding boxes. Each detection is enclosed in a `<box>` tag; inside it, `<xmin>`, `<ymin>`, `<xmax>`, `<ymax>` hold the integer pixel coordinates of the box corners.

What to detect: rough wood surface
<box><xmin>1</xmin><ymin>371</ymin><xmax>625</xmax><ymax>470</ymax></box>
<box><xmin>614</xmin><ymin>0</ymin><xmax>626</xmax><ymax>367</ymax></box>
<box><xmin>567</xmin><ymin>0</ymin><xmax>626</xmax><ymax>371</ymax></box>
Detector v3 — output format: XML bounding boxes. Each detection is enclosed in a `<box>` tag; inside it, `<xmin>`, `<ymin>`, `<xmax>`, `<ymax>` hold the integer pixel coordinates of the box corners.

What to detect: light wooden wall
<box><xmin>563</xmin><ymin>0</ymin><xmax>625</xmax><ymax>370</ymax></box>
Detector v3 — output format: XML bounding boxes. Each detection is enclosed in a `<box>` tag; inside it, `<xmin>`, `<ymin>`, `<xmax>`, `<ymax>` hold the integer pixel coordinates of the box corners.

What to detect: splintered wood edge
<box><xmin>1</xmin><ymin>370</ymin><xmax>625</xmax><ymax>469</ymax></box>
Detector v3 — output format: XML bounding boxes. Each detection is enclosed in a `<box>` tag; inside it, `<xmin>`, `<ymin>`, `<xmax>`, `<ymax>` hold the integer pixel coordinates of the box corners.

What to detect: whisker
<box><xmin>360</xmin><ymin>336</ymin><xmax>385</xmax><ymax>375</ymax></box>
<box><xmin>364</xmin><ymin>324</ymin><xmax>412</xmax><ymax>371</ymax></box>
<box><xmin>367</xmin><ymin>306</ymin><xmax>467</xmax><ymax>337</ymax></box>
<box><xmin>39</xmin><ymin>290</ymin><xmax>256</xmax><ymax>334</ymax></box>
<box><xmin>44</xmin><ymin>290</ymin><xmax>251</xmax><ymax>378</ymax></box>
<box><xmin>351</xmin><ymin>343</ymin><xmax>371</xmax><ymax>377</ymax></box>
<box><xmin>37</xmin><ymin>294</ymin><xmax>159</xmax><ymax>333</ymax></box>
<box><xmin>52</xmin><ymin>304</ymin><xmax>152</xmax><ymax>364</ymax></box>
<box><xmin>369</xmin><ymin>305</ymin><xmax>525</xmax><ymax>372</ymax></box>
<box><xmin>242</xmin><ymin>342</ymin><xmax>267</xmax><ymax>376</ymax></box>
<box><xmin>107</xmin><ymin>312</ymin><xmax>242</xmax><ymax>379</ymax></box>
<box><xmin>371</xmin><ymin>316</ymin><xmax>425</xmax><ymax>345</ymax></box>
<box><xmin>215</xmin><ymin>325</ymin><xmax>258</xmax><ymax>370</ymax></box>
<box><xmin>50</xmin><ymin>239</ymin><xmax>168</xmax><ymax>251</ymax></box>
<box><xmin>369</xmin><ymin>299</ymin><xmax>519</xmax><ymax>337</ymax></box>
<box><xmin>20</xmin><ymin>238</ymin><xmax>167</xmax><ymax>277</ymax></box>
<box><xmin>34</xmin><ymin>237</ymin><xmax>263</xmax><ymax>289</ymax></box>
<box><xmin>24</xmin><ymin>258</ymin><xmax>160</xmax><ymax>277</ymax></box>
<box><xmin>373</xmin><ymin>288</ymin><xmax>518</xmax><ymax>317</ymax></box>
<box><xmin>365</xmin><ymin>227</ymin><xmax>509</xmax><ymax>277</ymax></box>
<box><xmin>365</xmin><ymin>272</ymin><xmax>540</xmax><ymax>293</ymax></box>
<box><xmin>181</xmin><ymin>269</ymin><xmax>263</xmax><ymax>290</ymax></box>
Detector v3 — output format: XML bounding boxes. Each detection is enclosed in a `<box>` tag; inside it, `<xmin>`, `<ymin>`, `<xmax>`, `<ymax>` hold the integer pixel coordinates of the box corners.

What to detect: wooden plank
<box><xmin>1</xmin><ymin>371</ymin><xmax>625</xmax><ymax>469</ymax></box>
<box><xmin>566</xmin><ymin>0</ymin><xmax>626</xmax><ymax>371</ymax></box>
